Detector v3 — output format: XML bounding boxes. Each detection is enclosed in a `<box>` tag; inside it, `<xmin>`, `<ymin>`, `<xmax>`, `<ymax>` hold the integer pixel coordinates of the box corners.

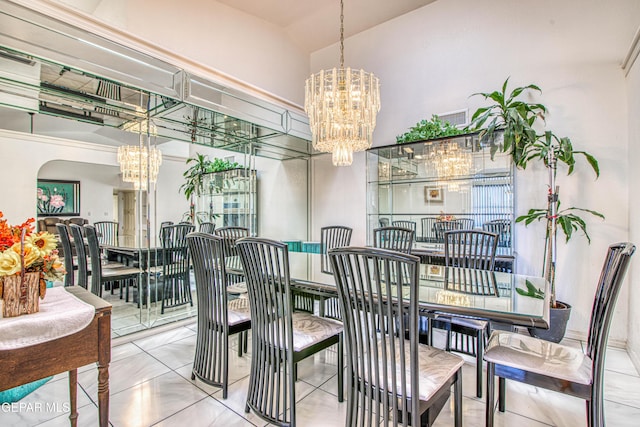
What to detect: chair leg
<box><xmin>486</xmin><ymin>362</ymin><xmax>495</xmax><ymax>427</ymax></box>
<box><xmin>237</xmin><ymin>333</ymin><xmax>243</xmax><ymax>357</ymax></box>
<box><xmin>498</xmin><ymin>377</ymin><xmax>506</xmax><ymax>412</ymax></box>
<box><xmin>476</xmin><ymin>329</ymin><xmax>483</xmax><ymax>398</ymax></box>
<box><xmin>454</xmin><ymin>370</ymin><xmax>462</xmax><ymax>427</ymax></box>
<box><xmin>338</xmin><ymin>334</ymin><xmax>344</xmax><ymax>402</ymax></box>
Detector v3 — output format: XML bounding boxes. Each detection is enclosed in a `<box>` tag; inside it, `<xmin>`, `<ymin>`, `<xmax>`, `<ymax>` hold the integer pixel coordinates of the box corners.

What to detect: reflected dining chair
<box><xmin>392</xmin><ymin>220</ymin><xmax>417</xmax><ymax>233</ymax></box>
<box><xmin>485</xmin><ymin>242</ymin><xmax>636</xmax><ymax>427</ymax></box>
<box><xmin>187</xmin><ymin>232</ymin><xmax>251</xmax><ymax>399</ymax></box>
<box><xmin>214</xmin><ymin>226</ymin><xmax>249</xmax><ymax>285</ymax></box>
<box><xmin>85</xmin><ymin>224</ymin><xmax>140</xmax><ymax>298</ymax></box>
<box><xmin>93</xmin><ymin>221</ymin><xmax>119</xmax><ymax>246</ymax></box>
<box><xmin>482</xmin><ymin>219</ymin><xmax>512</xmax><ymax>248</ymax></box>
<box><xmin>318</xmin><ymin>225</ymin><xmax>353</xmax><ymax>319</ymax></box>
<box><xmin>373</xmin><ymin>226</ymin><xmax>415</xmax><ymax>253</ymax></box>
<box><xmin>432</xmin><ymin>229</ymin><xmax>499</xmax><ymax>397</ymax></box>
<box><xmin>69</xmin><ymin>224</ymin><xmax>89</xmax><ymax>290</ymax></box>
<box><xmin>329</xmin><ymin>246</ymin><xmax>463</xmax><ymax>427</ymax></box>
<box><xmin>236</xmin><ymin>237</ymin><xmax>344</xmax><ymax>427</ymax></box>
<box><xmin>433</xmin><ymin>218</ymin><xmax>475</xmax><ymax>241</ymax></box>
<box><xmin>158</xmin><ymin>223</ymin><xmax>195</xmax><ymax>313</ymax></box>
<box><xmin>56</xmin><ymin>223</ymin><xmax>74</xmax><ymax>287</ymax></box>
<box><xmin>198</xmin><ymin>221</ymin><xmax>216</xmax><ymax>234</ymax></box>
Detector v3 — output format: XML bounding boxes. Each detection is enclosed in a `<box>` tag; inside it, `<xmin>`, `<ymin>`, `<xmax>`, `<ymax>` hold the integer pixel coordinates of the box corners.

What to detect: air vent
<box><xmin>437</xmin><ymin>109</ymin><xmax>468</xmax><ymax>128</ymax></box>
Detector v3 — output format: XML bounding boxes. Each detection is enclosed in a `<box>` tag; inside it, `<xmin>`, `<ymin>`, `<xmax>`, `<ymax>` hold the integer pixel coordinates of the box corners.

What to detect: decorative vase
<box><xmin>1</xmin><ymin>272</ymin><xmax>43</xmax><ymax>317</ymax></box>
<box><xmin>527</xmin><ymin>301</ymin><xmax>572</xmax><ymax>343</ymax></box>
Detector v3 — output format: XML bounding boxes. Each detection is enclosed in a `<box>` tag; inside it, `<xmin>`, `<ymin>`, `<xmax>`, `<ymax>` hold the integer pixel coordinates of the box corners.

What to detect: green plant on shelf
<box><xmin>396</xmin><ymin>114</ymin><xmax>464</xmax><ymax>144</ymax></box>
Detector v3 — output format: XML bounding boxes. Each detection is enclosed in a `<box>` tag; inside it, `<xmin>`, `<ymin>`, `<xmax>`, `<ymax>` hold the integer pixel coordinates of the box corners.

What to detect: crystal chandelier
<box><xmin>304</xmin><ymin>0</ymin><xmax>380</xmax><ymax>166</ymax></box>
<box><xmin>427</xmin><ymin>140</ymin><xmax>473</xmax><ymax>191</ymax></box>
<box><xmin>117</xmin><ymin>145</ymin><xmax>162</xmax><ymax>191</ymax></box>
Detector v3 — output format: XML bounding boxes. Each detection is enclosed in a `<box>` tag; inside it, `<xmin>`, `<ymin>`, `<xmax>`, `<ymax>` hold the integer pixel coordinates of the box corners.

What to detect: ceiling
<box><xmin>216</xmin><ymin>0</ymin><xmax>437</xmax><ymax>52</ymax></box>
<box><xmin>57</xmin><ymin>0</ymin><xmax>438</xmax><ymax>54</ymax></box>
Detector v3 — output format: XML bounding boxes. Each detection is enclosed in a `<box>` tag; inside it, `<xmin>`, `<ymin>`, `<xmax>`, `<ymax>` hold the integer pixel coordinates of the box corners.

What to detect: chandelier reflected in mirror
<box><xmin>117</xmin><ymin>145</ymin><xmax>162</xmax><ymax>191</ymax></box>
<box><xmin>304</xmin><ymin>0</ymin><xmax>380</xmax><ymax>166</ymax></box>
<box><xmin>425</xmin><ymin>140</ymin><xmax>474</xmax><ymax>192</ymax></box>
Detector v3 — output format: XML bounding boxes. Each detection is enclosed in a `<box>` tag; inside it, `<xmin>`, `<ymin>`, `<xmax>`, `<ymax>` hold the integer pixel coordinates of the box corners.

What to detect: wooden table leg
<box><xmin>97</xmin><ymin>362</ymin><xmax>109</xmax><ymax>427</ymax></box>
<box><xmin>68</xmin><ymin>369</ymin><xmax>78</xmax><ymax>427</ymax></box>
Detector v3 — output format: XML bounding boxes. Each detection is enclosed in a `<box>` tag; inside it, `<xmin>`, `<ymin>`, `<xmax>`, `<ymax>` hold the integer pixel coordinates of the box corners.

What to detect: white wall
<box><xmin>626</xmin><ymin>47</ymin><xmax>640</xmax><ymax>367</ymax></box>
<box><xmin>310</xmin><ymin>0</ymin><xmax>639</xmax><ymax>344</ymax></box>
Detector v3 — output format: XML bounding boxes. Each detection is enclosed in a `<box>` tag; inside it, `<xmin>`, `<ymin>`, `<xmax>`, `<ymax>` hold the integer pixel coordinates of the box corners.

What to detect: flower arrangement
<box><xmin>437</xmin><ymin>212</ymin><xmax>456</xmax><ymax>222</ymax></box>
<box><xmin>0</xmin><ymin>211</ymin><xmax>65</xmax><ymax>298</ymax></box>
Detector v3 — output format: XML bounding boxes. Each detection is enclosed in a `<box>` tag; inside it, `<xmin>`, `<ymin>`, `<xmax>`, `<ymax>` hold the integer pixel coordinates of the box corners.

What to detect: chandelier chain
<box><xmin>340</xmin><ymin>0</ymin><xmax>344</xmax><ymax>68</ymax></box>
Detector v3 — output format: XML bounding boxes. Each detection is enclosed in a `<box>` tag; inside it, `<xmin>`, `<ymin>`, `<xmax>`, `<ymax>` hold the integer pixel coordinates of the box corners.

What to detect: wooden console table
<box><xmin>0</xmin><ymin>286</ymin><xmax>111</xmax><ymax>426</ymax></box>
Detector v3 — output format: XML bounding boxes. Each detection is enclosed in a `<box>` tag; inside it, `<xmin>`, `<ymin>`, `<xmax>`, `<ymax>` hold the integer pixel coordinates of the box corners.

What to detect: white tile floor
<box><xmin>3</xmin><ymin>323</ymin><xmax>640</xmax><ymax>427</ymax></box>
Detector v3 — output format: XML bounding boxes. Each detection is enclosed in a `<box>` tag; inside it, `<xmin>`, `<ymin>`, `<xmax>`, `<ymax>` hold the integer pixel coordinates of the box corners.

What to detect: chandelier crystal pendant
<box><xmin>117</xmin><ymin>145</ymin><xmax>162</xmax><ymax>191</ymax></box>
<box><xmin>304</xmin><ymin>0</ymin><xmax>380</xmax><ymax>166</ymax></box>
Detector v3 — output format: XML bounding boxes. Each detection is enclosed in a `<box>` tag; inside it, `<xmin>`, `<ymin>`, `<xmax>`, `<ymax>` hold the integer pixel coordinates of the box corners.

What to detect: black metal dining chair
<box><xmin>482</xmin><ymin>218</ymin><xmax>512</xmax><ymax>248</ymax></box>
<box><xmin>56</xmin><ymin>223</ymin><xmax>74</xmax><ymax>287</ymax></box>
<box><xmin>431</xmin><ymin>229</ymin><xmax>499</xmax><ymax>397</ymax></box>
<box><xmin>236</xmin><ymin>237</ymin><xmax>343</xmax><ymax>427</ymax></box>
<box><xmin>187</xmin><ymin>232</ymin><xmax>251</xmax><ymax>399</ymax></box>
<box><xmin>158</xmin><ymin>224</ymin><xmax>195</xmax><ymax>313</ymax></box>
<box><xmin>329</xmin><ymin>246</ymin><xmax>463</xmax><ymax>427</ymax></box>
<box><xmin>484</xmin><ymin>242</ymin><xmax>636</xmax><ymax>427</ymax></box>
<box><xmin>421</xmin><ymin>216</ymin><xmax>439</xmax><ymax>242</ymax></box>
<box><xmin>85</xmin><ymin>224</ymin><xmax>140</xmax><ymax>298</ymax></box>
<box><xmin>444</xmin><ymin>229</ymin><xmax>498</xmax><ymax>270</ymax></box>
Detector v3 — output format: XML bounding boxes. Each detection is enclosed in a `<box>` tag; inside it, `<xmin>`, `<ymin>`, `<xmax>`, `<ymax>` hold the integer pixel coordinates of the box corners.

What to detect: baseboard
<box><xmin>564</xmin><ymin>329</ymin><xmax>627</xmax><ymax>349</ymax></box>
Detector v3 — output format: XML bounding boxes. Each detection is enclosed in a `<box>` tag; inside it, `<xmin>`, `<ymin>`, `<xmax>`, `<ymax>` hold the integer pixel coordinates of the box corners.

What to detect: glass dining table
<box><xmin>229</xmin><ymin>250</ymin><xmax>551</xmax><ymax>329</ymax></box>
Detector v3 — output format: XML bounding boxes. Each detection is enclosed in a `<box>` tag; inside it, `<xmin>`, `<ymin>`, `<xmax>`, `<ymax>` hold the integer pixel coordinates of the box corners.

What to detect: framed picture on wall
<box><xmin>36</xmin><ymin>179</ymin><xmax>80</xmax><ymax>216</ymax></box>
<box><xmin>425</xmin><ymin>186</ymin><xmax>443</xmax><ymax>203</ymax></box>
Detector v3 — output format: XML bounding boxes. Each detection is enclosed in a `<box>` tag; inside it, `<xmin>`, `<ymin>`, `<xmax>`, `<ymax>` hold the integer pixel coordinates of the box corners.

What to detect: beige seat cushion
<box><xmin>369</xmin><ymin>340</ymin><xmax>464</xmax><ymax>402</ymax></box>
<box><xmin>484</xmin><ymin>330</ymin><xmax>592</xmax><ymax>385</ymax></box>
<box><xmin>228</xmin><ymin>296</ymin><xmax>250</xmax><ymax>326</ymax></box>
<box><xmin>291</xmin><ymin>312</ymin><xmax>343</xmax><ymax>352</ymax></box>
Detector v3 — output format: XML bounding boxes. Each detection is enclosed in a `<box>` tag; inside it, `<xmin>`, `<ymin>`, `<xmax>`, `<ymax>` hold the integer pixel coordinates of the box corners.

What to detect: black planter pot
<box><xmin>527</xmin><ymin>301</ymin><xmax>572</xmax><ymax>343</ymax></box>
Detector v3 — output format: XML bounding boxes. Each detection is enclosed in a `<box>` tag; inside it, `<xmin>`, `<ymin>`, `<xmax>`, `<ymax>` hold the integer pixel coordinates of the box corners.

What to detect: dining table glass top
<box><xmin>228</xmin><ymin>251</ymin><xmax>550</xmax><ymax>329</ymax></box>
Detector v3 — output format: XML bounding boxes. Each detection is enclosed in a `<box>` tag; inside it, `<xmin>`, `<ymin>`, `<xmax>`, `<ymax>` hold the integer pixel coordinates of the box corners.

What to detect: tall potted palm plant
<box><xmin>470</xmin><ymin>78</ymin><xmax>602</xmax><ymax>342</ymax></box>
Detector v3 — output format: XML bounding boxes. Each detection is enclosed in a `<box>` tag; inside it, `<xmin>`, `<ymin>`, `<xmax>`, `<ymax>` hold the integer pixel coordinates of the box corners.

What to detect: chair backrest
<box><xmin>93</xmin><ymin>221</ymin><xmax>119</xmax><ymax>246</ymax></box>
<box><xmin>391</xmin><ymin>220</ymin><xmax>416</xmax><ymax>232</ymax></box>
<box><xmin>198</xmin><ymin>221</ymin><xmax>216</xmax><ymax>234</ymax></box>
<box><xmin>84</xmin><ymin>224</ymin><xmax>105</xmax><ymax>296</ymax></box>
<box><xmin>329</xmin><ymin>246</ymin><xmax>422</xmax><ymax>426</ymax></box>
<box><xmin>482</xmin><ymin>219</ymin><xmax>511</xmax><ymax>248</ymax></box>
<box><xmin>320</xmin><ymin>225</ymin><xmax>353</xmax><ymax>274</ymax></box>
<box><xmin>55</xmin><ymin>223</ymin><xmax>74</xmax><ymax>287</ymax></box>
<box><xmin>187</xmin><ymin>232</ymin><xmax>229</xmax><ymax>328</ymax></box>
<box><xmin>236</xmin><ymin>237</ymin><xmax>295</xmax><ymax>425</ymax></box>
<box><xmin>69</xmin><ymin>224</ymin><xmax>88</xmax><ymax>290</ymax></box>
<box><xmin>443</xmin><ymin>230</ymin><xmax>498</xmax><ymax>270</ymax></box>
<box><xmin>214</xmin><ymin>226</ymin><xmax>249</xmax><ymax>259</ymax></box>
<box><xmin>433</xmin><ymin>219</ymin><xmax>471</xmax><ymax>241</ymax></box>
<box><xmin>587</xmin><ymin>242</ymin><xmax>635</xmax><ymax>386</ymax></box>
<box><xmin>421</xmin><ymin>216</ymin><xmax>439</xmax><ymax>242</ymax></box>
<box><xmin>379</xmin><ymin>217</ymin><xmax>389</xmax><ymax>228</ymax></box>
<box><xmin>160</xmin><ymin>223</ymin><xmax>194</xmax><ymax>269</ymax></box>
<box><xmin>373</xmin><ymin>226</ymin><xmax>415</xmax><ymax>254</ymax></box>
